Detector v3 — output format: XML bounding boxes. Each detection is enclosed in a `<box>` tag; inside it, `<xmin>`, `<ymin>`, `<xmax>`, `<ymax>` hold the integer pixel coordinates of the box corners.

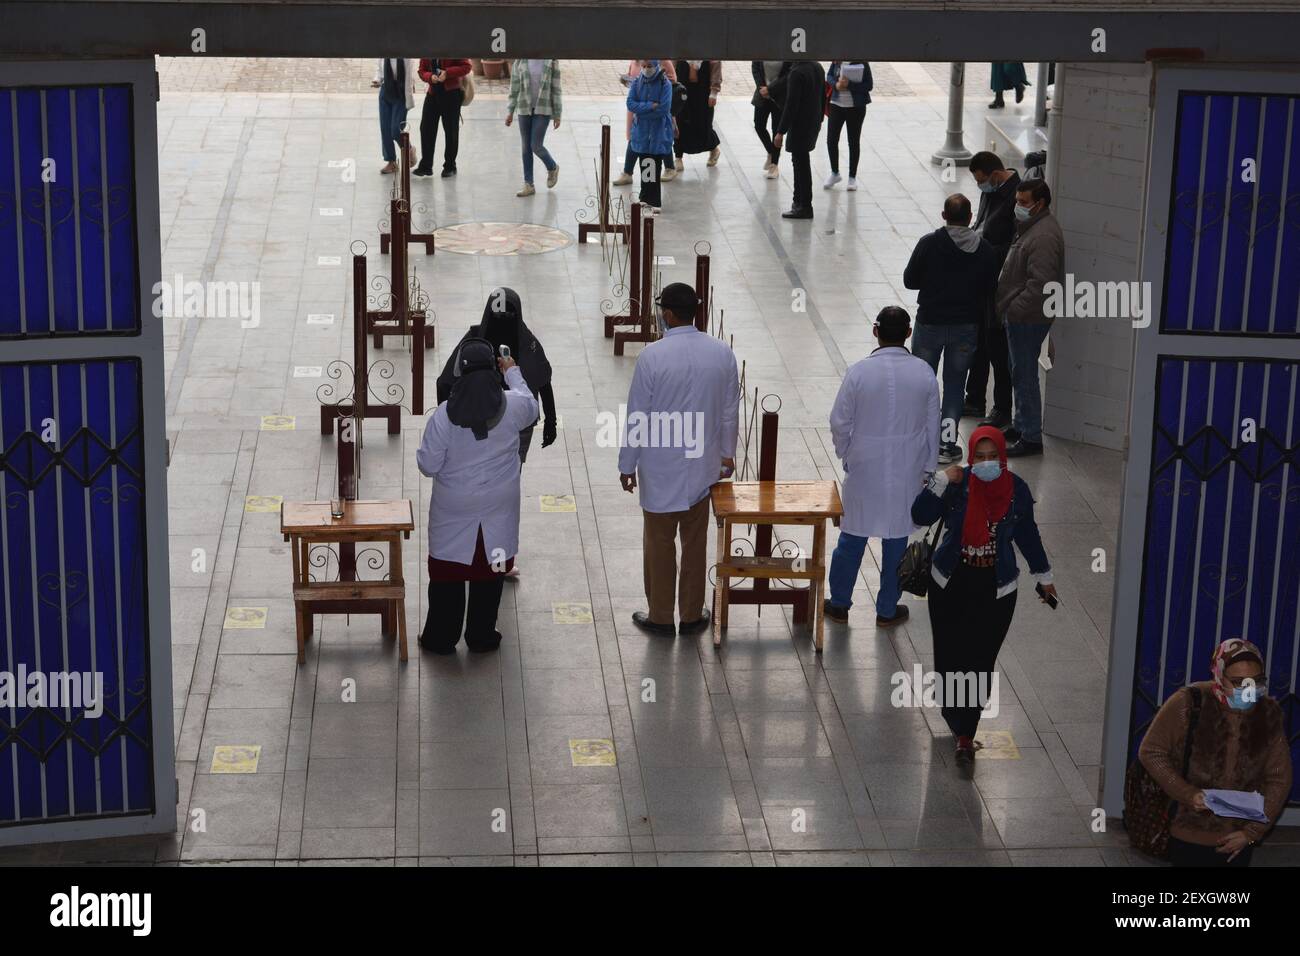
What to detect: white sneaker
<box><xmin>763</xmin><ymin>158</ymin><xmax>773</xmax><ymax>172</ymax></box>
<box><xmin>765</xmin><ymin>166</ymin><xmax>779</xmax><ymax>179</ymax></box>
<box><xmin>612</xmin><ymin>172</ymin><xmax>634</xmax><ymax>186</ymax></box>
<box><xmin>707</xmin><ymin>146</ymin><xmax>721</xmax><ymax>167</ymax></box>
<box><xmin>661</xmin><ymin>167</ymin><xmax>678</xmax><ymax>182</ymax></box>
<box><xmin>547</xmin><ymin>164</ymin><xmax>560</xmax><ymax>188</ymax></box>
<box><xmin>675</xmin><ymin>157</ymin><xmax>685</xmax><ymax>171</ymax></box>
<box><xmin>823</xmin><ymin>172</ymin><xmax>842</xmax><ymax>190</ymax></box>
<box><xmin>847</xmin><ymin>177</ymin><xmax>858</xmax><ymax>191</ymax></box>
<box><xmin>516</xmin><ymin>183</ymin><xmax>536</xmax><ymax>197</ymax></box>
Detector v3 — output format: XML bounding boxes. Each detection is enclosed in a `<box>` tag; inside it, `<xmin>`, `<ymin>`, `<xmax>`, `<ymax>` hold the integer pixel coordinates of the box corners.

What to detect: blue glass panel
<box><xmin>0</xmin><ymin>358</ymin><xmax>154</xmax><ymax>826</ymax></box>
<box><xmin>0</xmin><ymin>85</ymin><xmax>139</xmax><ymax>339</ymax></box>
<box><xmin>1132</xmin><ymin>357</ymin><xmax>1300</xmax><ymax>806</ymax></box>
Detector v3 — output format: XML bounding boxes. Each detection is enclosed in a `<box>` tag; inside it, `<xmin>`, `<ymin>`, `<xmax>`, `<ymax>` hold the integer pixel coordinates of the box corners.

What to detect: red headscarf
<box><xmin>961</xmin><ymin>425</ymin><xmax>1014</xmax><ymax>548</ymax></box>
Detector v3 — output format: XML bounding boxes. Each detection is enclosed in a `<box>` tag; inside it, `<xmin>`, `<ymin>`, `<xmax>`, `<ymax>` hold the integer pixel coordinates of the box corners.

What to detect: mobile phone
<box><xmin>499</xmin><ymin>345</ymin><xmax>511</xmax><ymax>359</ymax></box>
<box><xmin>1035</xmin><ymin>582</ymin><xmax>1059</xmax><ymax>610</ymax></box>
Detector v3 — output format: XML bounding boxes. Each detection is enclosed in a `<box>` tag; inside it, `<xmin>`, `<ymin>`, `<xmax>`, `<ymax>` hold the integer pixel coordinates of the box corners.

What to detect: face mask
<box><xmin>971</xmin><ymin>461</ymin><xmax>1002</xmax><ymax>482</ymax></box>
<box><xmin>643</xmin><ymin>66</ymin><xmax>659</xmax><ymax>79</ymax></box>
<box><xmin>977</xmin><ymin>181</ymin><xmax>996</xmax><ymax>193</ymax></box>
<box><xmin>1228</xmin><ymin>687</ymin><xmax>1259</xmax><ymax>710</ymax></box>
<box><xmin>1014</xmin><ymin>204</ymin><xmax>1033</xmax><ymax>221</ymax></box>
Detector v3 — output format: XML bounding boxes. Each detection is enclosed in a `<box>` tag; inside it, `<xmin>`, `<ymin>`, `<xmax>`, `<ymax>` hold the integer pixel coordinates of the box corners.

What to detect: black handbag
<box><xmin>897</xmin><ymin>514</ymin><xmax>945</xmax><ymax>597</ymax></box>
<box><xmin>670</xmin><ymin>82</ymin><xmax>687</xmax><ymax>117</ymax></box>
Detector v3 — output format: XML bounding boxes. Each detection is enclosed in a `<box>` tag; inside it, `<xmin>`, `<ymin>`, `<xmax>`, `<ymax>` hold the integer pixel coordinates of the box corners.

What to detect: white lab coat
<box><xmin>617</xmin><ymin>325</ymin><xmax>740</xmax><ymax>514</ymax></box>
<box><xmin>374</xmin><ymin>58</ymin><xmax>419</xmax><ymax>111</ymax></box>
<box><xmin>417</xmin><ymin>366</ymin><xmax>539</xmax><ymax>563</ymax></box>
<box><xmin>829</xmin><ymin>346</ymin><xmax>940</xmax><ymax>539</ymax></box>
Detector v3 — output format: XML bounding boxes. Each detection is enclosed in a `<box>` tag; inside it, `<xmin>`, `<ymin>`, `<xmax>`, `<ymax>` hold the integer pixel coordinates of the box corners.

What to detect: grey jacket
<box><xmin>995</xmin><ymin>209</ymin><xmax>1065</xmax><ymax>325</ymax></box>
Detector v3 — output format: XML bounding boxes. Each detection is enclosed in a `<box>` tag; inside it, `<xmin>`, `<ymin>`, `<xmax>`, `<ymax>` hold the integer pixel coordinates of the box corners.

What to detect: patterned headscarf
<box><xmin>1208</xmin><ymin>638</ymin><xmax>1265</xmax><ymax>706</ymax></box>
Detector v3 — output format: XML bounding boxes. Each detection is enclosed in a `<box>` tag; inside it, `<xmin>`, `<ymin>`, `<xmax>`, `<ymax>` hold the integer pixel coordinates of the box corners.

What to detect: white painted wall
<box><xmin>1044</xmin><ymin>61</ymin><xmax>1152</xmax><ymax>451</ymax></box>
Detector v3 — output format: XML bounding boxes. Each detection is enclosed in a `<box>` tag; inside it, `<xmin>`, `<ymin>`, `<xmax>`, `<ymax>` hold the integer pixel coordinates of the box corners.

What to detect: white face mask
<box><xmin>1014</xmin><ymin>204</ymin><xmax>1033</xmax><ymax>221</ymax></box>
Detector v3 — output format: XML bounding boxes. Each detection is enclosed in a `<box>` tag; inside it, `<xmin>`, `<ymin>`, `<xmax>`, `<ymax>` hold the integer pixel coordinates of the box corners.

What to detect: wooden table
<box><xmin>710</xmin><ymin>481</ymin><xmax>844</xmax><ymax>652</ymax></box>
<box><xmin>280</xmin><ymin>499</ymin><xmax>415</xmax><ymax>664</ymax></box>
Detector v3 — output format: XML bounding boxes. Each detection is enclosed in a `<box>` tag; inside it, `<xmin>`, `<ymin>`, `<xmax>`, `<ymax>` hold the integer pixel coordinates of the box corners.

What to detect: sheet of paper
<box><xmin>1202</xmin><ymin>788</ymin><xmax>1268</xmax><ymax>823</ymax></box>
<box><xmin>840</xmin><ymin>64</ymin><xmax>865</xmax><ymax>84</ymax></box>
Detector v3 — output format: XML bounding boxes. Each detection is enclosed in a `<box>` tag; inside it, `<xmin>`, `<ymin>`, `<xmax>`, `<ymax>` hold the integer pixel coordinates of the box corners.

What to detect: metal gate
<box><xmin>1102</xmin><ymin>67</ymin><xmax>1300</xmax><ymax>821</ymax></box>
<box><xmin>0</xmin><ymin>59</ymin><xmax>175</xmax><ymax>844</ymax></box>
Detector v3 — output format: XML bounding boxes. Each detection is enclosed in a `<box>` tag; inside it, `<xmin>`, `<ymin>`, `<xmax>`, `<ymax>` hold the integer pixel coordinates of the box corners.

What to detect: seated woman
<box><xmin>436</xmin><ymin>286</ymin><xmax>556</xmax><ymax>466</ymax></box>
<box><xmin>417</xmin><ymin>338</ymin><xmax>538</xmax><ymax>654</ymax></box>
<box><xmin>910</xmin><ymin>425</ymin><xmax>1056</xmax><ymax>773</ymax></box>
<box><xmin>1139</xmin><ymin>638</ymin><xmax>1293</xmax><ymax>866</ymax></box>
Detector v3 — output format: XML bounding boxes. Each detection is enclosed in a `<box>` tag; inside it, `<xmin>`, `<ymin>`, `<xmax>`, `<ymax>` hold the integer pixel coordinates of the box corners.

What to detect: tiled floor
<box><xmin>7</xmin><ymin>67</ymin><xmax>1296</xmax><ymax>866</ymax></box>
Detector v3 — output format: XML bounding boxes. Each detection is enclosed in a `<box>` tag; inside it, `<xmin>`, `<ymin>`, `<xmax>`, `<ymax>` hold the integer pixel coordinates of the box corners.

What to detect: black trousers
<box><xmin>753</xmin><ymin>99</ymin><xmax>781</xmax><ymax>166</ymax></box>
<box><xmin>417</xmin><ymin>87</ymin><xmax>463</xmax><ymax>172</ymax></box>
<box><xmin>790</xmin><ymin>149</ymin><xmax>813</xmax><ymax>209</ymax></box>
<box><xmin>965</xmin><ymin>317</ymin><xmax>1013</xmax><ymax>414</ymax></box>
<box><xmin>928</xmin><ymin>563</ymin><xmax>1017</xmax><ymax>739</ymax></box>
<box><xmin>632</xmin><ymin>152</ymin><xmax>663</xmax><ymax>207</ymax></box>
<box><xmin>1167</xmin><ymin>836</ymin><xmax>1254</xmax><ymax>867</ymax></box>
<box><xmin>826</xmin><ymin>103</ymin><xmax>866</xmax><ymax>177</ymax></box>
<box><xmin>422</xmin><ymin>577</ymin><xmax>505</xmax><ymax>654</ymax></box>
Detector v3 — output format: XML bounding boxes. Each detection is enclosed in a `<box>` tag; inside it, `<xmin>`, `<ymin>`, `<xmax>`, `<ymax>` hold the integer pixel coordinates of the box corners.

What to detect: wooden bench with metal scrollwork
<box><xmin>280</xmin><ymin>499</ymin><xmax>415</xmax><ymax>664</ymax></box>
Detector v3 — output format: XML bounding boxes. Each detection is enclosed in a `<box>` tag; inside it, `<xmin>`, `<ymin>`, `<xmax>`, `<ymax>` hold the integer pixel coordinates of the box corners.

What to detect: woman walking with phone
<box><xmin>910</xmin><ymin>425</ymin><xmax>1056</xmax><ymax>773</ymax></box>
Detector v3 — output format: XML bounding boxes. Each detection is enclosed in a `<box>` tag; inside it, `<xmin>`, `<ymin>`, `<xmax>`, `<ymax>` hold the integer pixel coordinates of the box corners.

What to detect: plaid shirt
<box><xmin>508</xmin><ymin>59</ymin><xmax>562</xmax><ymax>119</ymax></box>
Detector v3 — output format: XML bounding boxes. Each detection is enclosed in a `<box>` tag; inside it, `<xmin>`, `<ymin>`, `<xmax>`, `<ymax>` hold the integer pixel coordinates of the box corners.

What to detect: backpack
<box><xmin>1123</xmin><ymin>687</ymin><xmax>1202</xmax><ymax>858</ymax></box>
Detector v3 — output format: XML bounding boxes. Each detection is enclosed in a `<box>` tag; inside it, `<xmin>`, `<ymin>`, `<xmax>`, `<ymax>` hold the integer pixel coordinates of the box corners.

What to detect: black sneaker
<box><xmin>823</xmin><ymin>600</ymin><xmax>849</xmax><ymax>623</ymax></box>
<box><xmin>876</xmin><ymin>606</ymin><xmax>909</xmax><ymax>628</ymax></box>
<box><xmin>1005</xmin><ymin>439</ymin><xmax>1044</xmax><ymax>458</ymax></box>
<box><xmin>981</xmin><ymin>408</ymin><xmax>1012</xmax><ymax>429</ymax></box>
<box><xmin>962</xmin><ymin>402</ymin><xmax>985</xmax><ymax>419</ymax></box>
<box><xmin>632</xmin><ymin>611</ymin><xmax>676</xmax><ymax>637</ymax></box>
<box><xmin>441</xmin><ymin>167</ymin><xmax>457</xmax><ymax>178</ymax></box>
<box><xmin>937</xmin><ymin>444</ymin><xmax>963</xmax><ymax>465</ymax></box>
<box><xmin>1000</xmin><ymin>425</ymin><xmax>1021</xmax><ymax>444</ymax></box>
<box><xmin>412</xmin><ymin>166</ymin><xmax>433</xmax><ymax>178</ymax></box>
<box><xmin>678</xmin><ymin>609</ymin><xmax>711</xmax><ymax>635</ymax></box>
<box><xmin>781</xmin><ymin>205</ymin><xmax>814</xmax><ymax>220</ymax></box>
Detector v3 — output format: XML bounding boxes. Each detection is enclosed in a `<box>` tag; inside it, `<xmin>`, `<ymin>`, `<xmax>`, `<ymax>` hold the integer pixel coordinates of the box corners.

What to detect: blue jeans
<box><xmin>910</xmin><ymin>322</ymin><xmax>979</xmax><ymax>449</ymax></box>
<box><xmin>1005</xmin><ymin>321</ymin><xmax>1052</xmax><ymax>443</ymax></box>
<box><xmin>378</xmin><ymin>94</ymin><xmax>409</xmax><ymax>163</ymax></box>
<box><xmin>828</xmin><ymin>532</ymin><xmax>908</xmax><ymax>617</ymax></box>
<box><xmin>518</xmin><ymin>114</ymin><xmax>557</xmax><ymax>184</ymax></box>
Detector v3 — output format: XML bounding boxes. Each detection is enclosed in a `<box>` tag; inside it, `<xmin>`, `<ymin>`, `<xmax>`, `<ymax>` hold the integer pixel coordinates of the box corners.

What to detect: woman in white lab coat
<box><xmin>417</xmin><ymin>337</ymin><xmax>539</xmax><ymax>653</ymax></box>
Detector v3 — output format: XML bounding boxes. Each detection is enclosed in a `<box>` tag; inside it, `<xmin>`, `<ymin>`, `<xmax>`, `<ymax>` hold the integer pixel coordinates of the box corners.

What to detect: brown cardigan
<box><xmin>1138</xmin><ymin>681</ymin><xmax>1292</xmax><ymax>846</ymax></box>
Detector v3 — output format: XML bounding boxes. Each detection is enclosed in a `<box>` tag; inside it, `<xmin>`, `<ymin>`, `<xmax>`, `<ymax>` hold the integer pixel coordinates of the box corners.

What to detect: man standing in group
<box><xmin>414</xmin><ymin>57</ymin><xmax>472</xmax><ymax>178</ymax></box>
<box><xmin>619</xmin><ymin>283</ymin><xmax>740</xmax><ymax>636</ymax></box>
<box><xmin>964</xmin><ymin>151</ymin><xmax>1021</xmax><ymax>428</ymax></box>
<box><xmin>825</xmin><ymin>307</ymin><xmax>939</xmax><ymax>628</ymax></box>
<box><xmin>996</xmin><ymin>178</ymin><xmax>1064</xmax><ymax>458</ymax></box>
<box><xmin>904</xmin><ymin>193</ymin><xmax>1002</xmax><ymax>464</ymax></box>
<box><xmin>771</xmin><ymin>59</ymin><xmax>827</xmax><ymax>220</ymax></box>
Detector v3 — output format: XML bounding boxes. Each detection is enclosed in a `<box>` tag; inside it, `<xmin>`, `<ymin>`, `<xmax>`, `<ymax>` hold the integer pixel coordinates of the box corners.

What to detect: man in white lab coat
<box><xmin>619</xmin><ymin>283</ymin><xmax>740</xmax><ymax>636</ymax></box>
<box><xmin>825</xmin><ymin>306</ymin><xmax>940</xmax><ymax>628</ymax></box>
<box><xmin>417</xmin><ymin>338</ymin><xmax>539</xmax><ymax>653</ymax></box>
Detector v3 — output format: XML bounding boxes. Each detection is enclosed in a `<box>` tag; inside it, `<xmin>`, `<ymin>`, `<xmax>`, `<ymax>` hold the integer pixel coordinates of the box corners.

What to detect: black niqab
<box><xmin>445</xmin><ymin>338</ymin><xmax>506</xmax><ymax>440</ymax></box>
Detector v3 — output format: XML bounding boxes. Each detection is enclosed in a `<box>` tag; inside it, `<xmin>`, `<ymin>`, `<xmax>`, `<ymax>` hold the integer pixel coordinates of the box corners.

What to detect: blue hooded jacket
<box><xmin>627</xmin><ymin>62</ymin><xmax>674</xmax><ymax>156</ymax></box>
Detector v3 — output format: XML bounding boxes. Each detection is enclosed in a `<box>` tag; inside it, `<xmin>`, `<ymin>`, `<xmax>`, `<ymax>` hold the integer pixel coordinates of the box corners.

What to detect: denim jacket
<box><xmin>910</xmin><ymin>469</ymin><xmax>1053</xmax><ymax>598</ymax></box>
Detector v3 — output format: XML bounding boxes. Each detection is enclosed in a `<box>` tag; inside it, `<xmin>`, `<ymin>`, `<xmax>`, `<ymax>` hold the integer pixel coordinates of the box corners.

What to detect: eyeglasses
<box><xmin>1227</xmin><ymin>676</ymin><xmax>1267</xmax><ymax>691</ymax></box>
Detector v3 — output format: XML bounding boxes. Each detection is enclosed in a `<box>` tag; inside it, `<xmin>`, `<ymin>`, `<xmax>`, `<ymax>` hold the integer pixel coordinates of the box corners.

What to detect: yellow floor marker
<box><xmin>260</xmin><ymin>414</ymin><xmax>296</xmax><ymax>431</ymax></box>
<box><xmin>974</xmin><ymin>730</ymin><xmax>1021</xmax><ymax>759</ymax></box>
<box><xmin>552</xmin><ymin>602</ymin><xmax>593</xmax><ymax>624</ymax></box>
<box><xmin>540</xmin><ymin>494</ymin><xmax>576</xmax><ymax>513</ymax></box>
<box><xmin>211</xmin><ymin>744</ymin><xmax>261</xmax><ymax>774</ymax></box>
<box><xmin>569</xmin><ymin>738</ymin><xmax>617</xmax><ymax>767</ymax></box>
<box><xmin>223</xmin><ymin>607</ymin><xmax>268</xmax><ymax>629</ymax></box>
<box><xmin>244</xmin><ymin>494</ymin><xmax>283</xmax><ymax>513</ymax></box>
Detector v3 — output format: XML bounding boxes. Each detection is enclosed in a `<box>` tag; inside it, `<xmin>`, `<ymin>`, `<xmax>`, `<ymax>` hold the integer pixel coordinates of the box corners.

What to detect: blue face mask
<box><xmin>643</xmin><ymin>66</ymin><xmax>659</xmax><ymax>79</ymax></box>
<box><xmin>1228</xmin><ymin>687</ymin><xmax>1261</xmax><ymax>710</ymax></box>
<box><xmin>971</xmin><ymin>460</ymin><xmax>1002</xmax><ymax>482</ymax></box>
<box><xmin>1014</xmin><ymin>204</ymin><xmax>1033</xmax><ymax>221</ymax></box>
<box><xmin>977</xmin><ymin>180</ymin><xmax>996</xmax><ymax>193</ymax></box>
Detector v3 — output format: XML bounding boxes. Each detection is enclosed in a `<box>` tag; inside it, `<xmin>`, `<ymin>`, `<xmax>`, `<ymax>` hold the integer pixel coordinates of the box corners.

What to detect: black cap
<box><xmin>655</xmin><ymin>282</ymin><xmax>700</xmax><ymax>316</ymax></box>
<box><xmin>874</xmin><ymin>305</ymin><xmax>911</xmax><ymax>339</ymax></box>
